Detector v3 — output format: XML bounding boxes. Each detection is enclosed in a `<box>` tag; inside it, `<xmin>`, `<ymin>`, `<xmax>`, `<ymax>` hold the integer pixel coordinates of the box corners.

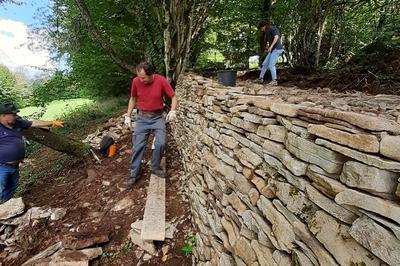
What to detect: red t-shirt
<box><xmin>130</xmin><ymin>74</ymin><xmax>175</xmax><ymax>112</ymax></box>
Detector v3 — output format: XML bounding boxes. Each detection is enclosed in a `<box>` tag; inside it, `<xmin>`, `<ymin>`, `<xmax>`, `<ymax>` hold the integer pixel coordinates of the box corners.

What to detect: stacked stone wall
<box><xmin>172</xmin><ymin>74</ymin><xmax>400</xmax><ymax>266</ymax></box>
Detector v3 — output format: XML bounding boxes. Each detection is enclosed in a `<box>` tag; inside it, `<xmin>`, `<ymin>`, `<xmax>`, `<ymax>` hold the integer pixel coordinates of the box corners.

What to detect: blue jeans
<box><xmin>259</xmin><ymin>49</ymin><xmax>283</xmax><ymax>81</ymax></box>
<box><xmin>130</xmin><ymin>114</ymin><xmax>166</xmax><ymax>178</ymax></box>
<box><xmin>0</xmin><ymin>164</ymin><xmax>19</xmax><ymax>201</ymax></box>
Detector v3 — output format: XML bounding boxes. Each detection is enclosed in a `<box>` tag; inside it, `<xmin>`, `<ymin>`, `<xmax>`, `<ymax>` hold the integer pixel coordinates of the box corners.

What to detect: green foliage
<box><xmin>122</xmin><ymin>242</ymin><xmax>133</xmax><ymax>254</ymax></box>
<box><xmin>54</xmin><ymin>97</ymin><xmax>127</xmax><ymax>134</ymax></box>
<box><xmin>41</xmin><ymin>0</ymin><xmax>158</xmax><ymax>97</ymax></box>
<box><xmin>15</xmin><ymin>167</ymin><xmax>39</xmax><ymax>196</ymax></box>
<box><xmin>194</xmin><ymin>0</ymin><xmax>262</xmax><ymax>69</ymax></box>
<box><xmin>31</xmin><ymin>71</ymin><xmax>79</xmax><ymax>106</ymax></box>
<box><xmin>193</xmin><ymin>0</ymin><xmax>400</xmax><ymax>70</ymax></box>
<box><xmin>181</xmin><ymin>235</ymin><xmax>197</xmax><ymax>257</ymax></box>
<box><xmin>103</xmin><ymin>252</ymin><xmax>119</xmax><ymax>260</ymax></box>
<box><xmin>17</xmin><ymin>97</ymin><xmax>126</xmax><ymax>196</ymax></box>
<box><xmin>0</xmin><ymin>65</ymin><xmax>19</xmax><ymax>104</ymax></box>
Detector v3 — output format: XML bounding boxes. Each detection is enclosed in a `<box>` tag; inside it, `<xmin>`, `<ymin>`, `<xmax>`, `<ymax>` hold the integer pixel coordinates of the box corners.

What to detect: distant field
<box><xmin>19</xmin><ymin>98</ymin><xmax>93</xmax><ymax>120</ymax></box>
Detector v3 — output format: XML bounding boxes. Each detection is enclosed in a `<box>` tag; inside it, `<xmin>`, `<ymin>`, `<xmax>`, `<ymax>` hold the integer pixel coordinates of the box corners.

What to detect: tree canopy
<box><xmin>2</xmin><ymin>0</ymin><xmax>398</xmax><ymax>102</ymax></box>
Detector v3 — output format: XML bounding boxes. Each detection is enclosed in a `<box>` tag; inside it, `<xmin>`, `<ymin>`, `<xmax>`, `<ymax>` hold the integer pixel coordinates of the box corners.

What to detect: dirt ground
<box><xmin>5</xmin><ymin>128</ymin><xmax>193</xmax><ymax>265</ymax></box>
<box><xmin>216</xmin><ymin>40</ymin><xmax>400</xmax><ymax>95</ymax></box>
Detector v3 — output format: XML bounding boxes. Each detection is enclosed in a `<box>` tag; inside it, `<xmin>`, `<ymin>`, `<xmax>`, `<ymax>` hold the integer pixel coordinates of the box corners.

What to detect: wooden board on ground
<box><xmin>141</xmin><ymin>157</ymin><xmax>166</xmax><ymax>241</ymax></box>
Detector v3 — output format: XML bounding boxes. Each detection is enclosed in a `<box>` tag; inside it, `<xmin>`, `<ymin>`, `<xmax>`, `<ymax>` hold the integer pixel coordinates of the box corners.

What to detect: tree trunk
<box><xmin>23</xmin><ymin>128</ymin><xmax>91</xmax><ymax>158</ymax></box>
<box><xmin>158</xmin><ymin>0</ymin><xmax>217</xmax><ymax>88</ymax></box>
<box><xmin>316</xmin><ymin>11</ymin><xmax>328</xmax><ymax>68</ymax></box>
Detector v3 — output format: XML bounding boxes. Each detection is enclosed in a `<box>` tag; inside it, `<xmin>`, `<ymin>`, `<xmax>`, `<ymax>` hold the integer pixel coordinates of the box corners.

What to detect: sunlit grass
<box><xmin>19</xmin><ymin>98</ymin><xmax>93</xmax><ymax>120</ymax></box>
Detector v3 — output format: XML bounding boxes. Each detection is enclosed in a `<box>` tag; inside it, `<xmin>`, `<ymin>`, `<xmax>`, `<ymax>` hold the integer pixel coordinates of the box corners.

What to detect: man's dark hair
<box><xmin>136</xmin><ymin>61</ymin><xmax>155</xmax><ymax>76</ymax></box>
<box><xmin>258</xmin><ymin>21</ymin><xmax>272</xmax><ymax>29</ymax></box>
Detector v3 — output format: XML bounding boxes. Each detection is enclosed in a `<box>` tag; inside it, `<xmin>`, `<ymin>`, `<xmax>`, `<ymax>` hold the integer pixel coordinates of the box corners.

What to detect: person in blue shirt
<box><xmin>0</xmin><ymin>102</ymin><xmax>64</xmax><ymax>203</ymax></box>
<box><xmin>256</xmin><ymin>22</ymin><xmax>284</xmax><ymax>86</ymax></box>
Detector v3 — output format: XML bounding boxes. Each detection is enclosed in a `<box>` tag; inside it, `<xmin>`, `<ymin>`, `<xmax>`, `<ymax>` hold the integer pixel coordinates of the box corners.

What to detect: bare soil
<box><xmin>6</xmin><ymin>126</ymin><xmax>193</xmax><ymax>266</ymax></box>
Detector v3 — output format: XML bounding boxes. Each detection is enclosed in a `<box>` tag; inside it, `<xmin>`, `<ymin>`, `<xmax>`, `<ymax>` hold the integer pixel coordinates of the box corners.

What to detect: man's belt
<box><xmin>139</xmin><ymin>110</ymin><xmax>163</xmax><ymax>118</ymax></box>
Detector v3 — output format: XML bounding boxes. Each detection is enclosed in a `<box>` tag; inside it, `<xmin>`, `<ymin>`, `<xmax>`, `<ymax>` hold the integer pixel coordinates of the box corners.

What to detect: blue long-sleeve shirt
<box><xmin>0</xmin><ymin>119</ymin><xmax>32</xmax><ymax>163</ymax></box>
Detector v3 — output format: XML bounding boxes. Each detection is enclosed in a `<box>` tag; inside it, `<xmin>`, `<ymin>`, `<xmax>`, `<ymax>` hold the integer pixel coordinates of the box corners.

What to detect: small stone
<box><xmin>229</xmin><ymin>105</ymin><xmax>248</xmax><ymax>113</ymax></box>
<box><xmin>305</xmin><ymin>183</ymin><xmax>357</xmax><ymax>224</ymax></box>
<box><xmin>63</xmin><ymin>234</ymin><xmax>109</xmax><ymax>250</ymax></box>
<box><xmin>225</xmin><ymin>193</ymin><xmax>247</xmax><ymax>215</ymax></box>
<box><xmin>271</xmin><ymin>103</ymin><xmax>299</xmax><ymax>117</ymax></box>
<box><xmin>308</xmin><ymin>211</ymin><xmax>380</xmax><ymax>266</ymax></box>
<box><xmin>277</xmin><ymin>116</ymin><xmax>312</xmax><ymax>139</ymax></box>
<box><xmin>256</xmin><ymin>125</ymin><xmax>287</xmax><ymax>143</ymax></box>
<box><xmin>241</xmin><ymin>112</ymin><xmax>262</xmax><ymax>124</ymax></box>
<box><xmin>308</xmin><ymin>124</ymin><xmax>379</xmax><ymax>153</ymax></box>
<box><xmin>102</xmin><ymin>180</ymin><xmax>111</xmax><ymax>186</ymax></box>
<box><xmin>142</xmin><ymin>253</ymin><xmax>152</xmax><ymax>261</ymax></box>
<box><xmin>0</xmin><ymin>197</ymin><xmax>25</xmax><ymax>220</ymax></box>
<box><xmin>272</xmin><ymin>250</ymin><xmax>291</xmax><ymax>265</ymax></box>
<box><xmin>340</xmin><ymin>161</ymin><xmax>398</xmax><ymax>197</ymax></box>
<box><xmin>349</xmin><ymin>216</ymin><xmax>400</xmax><ymax>265</ymax></box>
<box><xmin>263</xmin><ymin>139</ymin><xmax>308</xmax><ymax>176</ymax></box>
<box><xmin>21</xmin><ymin>242</ymin><xmax>63</xmax><ymax>265</ymax></box>
<box><xmin>230</xmin><ymin>117</ymin><xmax>258</xmax><ymax>132</ymax></box>
<box><xmin>248</xmin><ymin>188</ymin><xmax>259</xmax><ymax>206</ymax></box>
<box><xmin>129</xmin><ymin>229</ymin><xmax>156</xmax><ymax>255</ymax></box>
<box><xmin>316</xmin><ymin>138</ymin><xmax>400</xmax><ymax>172</ymax></box>
<box><xmin>86</xmin><ymin>168</ymin><xmax>99</xmax><ymax>180</ymax></box>
<box><xmin>50</xmin><ymin>208</ymin><xmax>67</xmax><ymax>220</ymax></box>
<box><xmin>286</xmin><ymin>133</ymin><xmax>345</xmax><ymax>174</ymax></box>
<box><xmin>219</xmin><ymin>134</ymin><xmax>239</xmax><ymax>149</ymax></box>
<box><xmin>335</xmin><ymin>189</ymin><xmax>400</xmax><ymax>223</ymax></box>
<box><xmin>135</xmin><ymin>250</ymin><xmax>144</xmax><ymax>259</ymax></box>
<box><xmin>257</xmin><ymin>196</ymin><xmax>295</xmax><ymax>252</ymax></box>
<box><xmin>233</xmin><ymin>237</ymin><xmax>257</xmax><ymax>265</ymax></box>
<box><xmin>301</xmin><ymin>107</ymin><xmax>400</xmax><ymax>134</ymax></box>
<box><xmin>380</xmin><ymin>135</ymin><xmax>400</xmax><ymax>162</ymax></box>
<box><xmin>221</xmin><ymin>217</ymin><xmax>239</xmax><ymax>246</ymax></box>
<box><xmin>162</xmin><ymin>245</ymin><xmax>170</xmax><ymax>256</ymax></box>
<box><xmin>237</xmin><ymin>148</ymin><xmax>263</xmax><ymax>168</ymax></box>
<box><xmin>112</xmin><ymin>196</ymin><xmax>134</xmax><ymax>212</ymax></box>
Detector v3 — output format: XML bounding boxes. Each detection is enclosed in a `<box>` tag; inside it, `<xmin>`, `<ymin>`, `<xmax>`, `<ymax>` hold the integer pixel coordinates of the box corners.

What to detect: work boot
<box><xmin>255</xmin><ymin>78</ymin><xmax>264</xmax><ymax>84</ymax></box>
<box><xmin>267</xmin><ymin>80</ymin><xmax>278</xmax><ymax>86</ymax></box>
<box><xmin>127</xmin><ymin>177</ymin><xmax>138</xmax><ymax>189</ymax></box>
<box><xmin>151</xmin><ymin>169</ymin><xmax>167</xmax><ymax>179</ymax></box>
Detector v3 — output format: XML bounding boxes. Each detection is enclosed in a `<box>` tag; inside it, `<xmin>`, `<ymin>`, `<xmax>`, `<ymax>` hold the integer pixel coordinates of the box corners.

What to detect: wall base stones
<box><xmin>172</xmin><ymin>74</ymin><xmax>400</xmax><ymax>265</ymax></box>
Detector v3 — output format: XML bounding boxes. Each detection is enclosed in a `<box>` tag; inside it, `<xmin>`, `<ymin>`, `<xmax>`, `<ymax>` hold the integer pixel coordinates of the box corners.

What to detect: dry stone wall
<box><xmin>171</xmin><ymin>74</ymin><xmax>400</xmax><ymax>266</ymax></box>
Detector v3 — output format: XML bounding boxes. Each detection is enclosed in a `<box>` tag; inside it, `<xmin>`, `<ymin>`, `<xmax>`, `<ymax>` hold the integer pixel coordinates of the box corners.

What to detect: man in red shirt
<box><xmin>125</xmin><ymin>62</ymin><xmax>177</xmax><ymax>188</ymax></box>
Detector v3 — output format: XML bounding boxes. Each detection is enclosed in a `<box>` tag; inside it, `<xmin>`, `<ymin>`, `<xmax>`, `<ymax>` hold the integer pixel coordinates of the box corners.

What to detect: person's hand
<box><xmin>267</xmin><ymin>46</ymin><xmax>273</xmax><ymax>53</ymax></box>
<box><xmin>124</xmin><ymin>115</ymin><xmax>132</xmax><ymax>127</ymax></box>
<box><xmin>52</xmin><ymin>121</ymin><xmax>64</xmax><ymax>127</ymax></box>
<box><xmin>165</xmin><ymin>111</ymin><xmax>177</xmax><ymax>123</ymax></box>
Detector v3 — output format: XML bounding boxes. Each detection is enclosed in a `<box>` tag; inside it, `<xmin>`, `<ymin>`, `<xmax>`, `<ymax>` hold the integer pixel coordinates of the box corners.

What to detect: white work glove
<box><xmin>124</xmin><ymin>115</ymin><xmax>132</xmax><ymax>128</ymax></box>
<box><xmin>165</xmin><ymin>110</ymin><xmax>177</xmax><ymax>123</ymax></box>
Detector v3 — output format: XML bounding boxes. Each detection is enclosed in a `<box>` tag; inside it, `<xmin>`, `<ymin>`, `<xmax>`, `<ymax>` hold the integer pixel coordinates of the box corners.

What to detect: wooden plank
<box><xmin>141</xmin><ymin>158</ymin><xmax>166</xmax><ymax>241</ymax></box>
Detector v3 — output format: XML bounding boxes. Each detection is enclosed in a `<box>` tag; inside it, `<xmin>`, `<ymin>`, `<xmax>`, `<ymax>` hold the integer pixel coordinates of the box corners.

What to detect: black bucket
<box><xmin>217</xmin><ymin>70</ymin><xmax>237</xmax><ymax>87</ymax></box>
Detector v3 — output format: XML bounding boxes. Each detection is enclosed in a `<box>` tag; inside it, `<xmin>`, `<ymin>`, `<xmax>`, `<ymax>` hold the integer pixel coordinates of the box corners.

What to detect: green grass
<box><xmin>19</xmin><ymin>98</ymin><xmax>93</xmax><ymax>121</ymax></box>
<box><xmin>18</xmin><ymin>96</ymin><xmax>128</xmax><ymax>195</ymax></box>
<box><xmin>181</xmin><ymin>235</ymin><xmax>197</xmax><ymax>257</ymax></box>
<box><xmin>56</xmin><ymin>97</ymin><xmax>127</xmax><ymax>131</ymax></box>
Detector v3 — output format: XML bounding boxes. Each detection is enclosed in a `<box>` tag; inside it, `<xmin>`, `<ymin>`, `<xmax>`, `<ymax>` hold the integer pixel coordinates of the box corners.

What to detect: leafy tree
<box><xmin>0</xmin><ymin>65</ymin><xmax>19</xmax><ymax>104</ymax></box>
<box><xmin>31</xmin><ymin>70</ymin><xmax>79</xmax><ymax>106</ymax></box>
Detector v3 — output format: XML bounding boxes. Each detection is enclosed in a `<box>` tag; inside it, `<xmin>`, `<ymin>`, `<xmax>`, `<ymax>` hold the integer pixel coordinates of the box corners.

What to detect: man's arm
<box><xmin>170</xmin><ymin>95</ymin><xmax>177</xmax><ymax>111</ymax></box>
<box><xmin>127</xmin><ymin>96</ymin><xmax>137</xmax><ymax>117</ymax></box>
<box><xmin>268</xmin><ymin>35</ymin><xmax>279</xmax><ymax>53</ymax></box>
<box><xmin>31</xmin><ymin>120</ymin><xmax>64</xmax><ymax>128</ymax></box>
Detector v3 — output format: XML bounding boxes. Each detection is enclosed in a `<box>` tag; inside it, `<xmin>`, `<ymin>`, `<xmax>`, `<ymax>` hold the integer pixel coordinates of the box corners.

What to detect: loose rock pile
<box><xmin>0</xmin><ymin>198</ymin><xmax>68</xmax><ymax>264</ymax></box>
<box><xmin>172</xmin><ymin>74</ymin><xmax>400</xmax><ymax>265</ymax></box>
<box><xmin>82</xmin><ymin>115</ymin><xmax>132</xmax><ymax>149</ymax></box>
